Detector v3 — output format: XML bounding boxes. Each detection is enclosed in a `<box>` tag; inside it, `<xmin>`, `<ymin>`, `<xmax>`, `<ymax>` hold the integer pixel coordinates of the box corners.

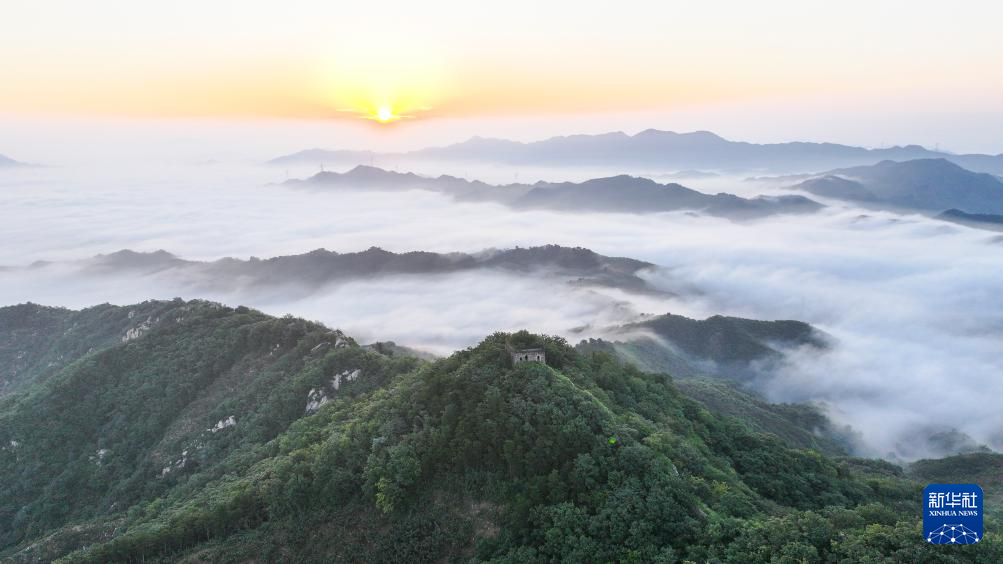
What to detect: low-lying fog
<box><xmin>2</xmin><ymin>162</ymin><xmax>1001</xmax><ymax>459</ymax></box>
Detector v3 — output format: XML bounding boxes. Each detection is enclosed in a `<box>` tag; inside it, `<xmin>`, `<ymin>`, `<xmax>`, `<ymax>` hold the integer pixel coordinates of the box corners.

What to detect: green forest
<box><xmin>1</xmin><ymin>300</ymin><xmax>1000</xmax><ymax>563</ymax></box>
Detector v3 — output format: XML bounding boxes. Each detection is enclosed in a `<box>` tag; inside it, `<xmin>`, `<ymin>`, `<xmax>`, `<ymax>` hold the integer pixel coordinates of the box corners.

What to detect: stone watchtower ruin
<box><xmin>509</xmin><ymin>346</ymin><xmax>546</xmax><ymax>365</ymax></box>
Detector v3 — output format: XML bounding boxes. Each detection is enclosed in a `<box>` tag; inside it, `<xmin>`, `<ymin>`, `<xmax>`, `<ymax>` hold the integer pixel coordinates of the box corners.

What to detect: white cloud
<box><xmin>2</xmin><ymin>162</ymin><xmax>1002</xmax><ymax>458</ymax></box>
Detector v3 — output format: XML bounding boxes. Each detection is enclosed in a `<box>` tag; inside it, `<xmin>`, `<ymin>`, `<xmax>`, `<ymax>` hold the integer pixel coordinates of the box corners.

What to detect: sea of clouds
<box><xmin>2</xmin><ymin>160</ymin><xmax>1001</xmax><ymax>459</ymax></box>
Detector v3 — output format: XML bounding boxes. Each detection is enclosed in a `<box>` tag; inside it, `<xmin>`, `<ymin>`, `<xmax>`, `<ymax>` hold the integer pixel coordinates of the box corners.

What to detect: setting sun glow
<box><xmin>336</xmin><ymin>102</ymin><xmax>423</xmax><ymax>125</ymax></box>
<box><xmin>376</xmin><ymin>106</ymin><xmax>395</xmax><ymax>123</ymax></box>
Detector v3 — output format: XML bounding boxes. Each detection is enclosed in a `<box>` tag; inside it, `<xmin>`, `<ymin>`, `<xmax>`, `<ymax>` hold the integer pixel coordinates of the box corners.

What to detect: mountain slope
<box><xmin>0</xmin><ymin>302</ymin><xmax>173</xmax><ymax>395</ymax></box>
<box><xmin>672</xmin><ymin>378</ymin><xmax>851</xmax><ymax>455</ymax></box>
<box><xmin>790</xmin><ymin>159</ymin><xmax>1003</xmax><ymax>214</ymax></box>
<box><xmin>288</xmin><ymin>165</ymin><xmax>823</xmax><ymax>219</ymax></box>
<box><xmin>0</xmin><ymin>300</ymin><xmax>415</xmax><ymax>557</ymax></box>
<box><xmin>2</xmin><ymin>302</ymin><xmax>1001</xmax><ymax>562</ymax></box>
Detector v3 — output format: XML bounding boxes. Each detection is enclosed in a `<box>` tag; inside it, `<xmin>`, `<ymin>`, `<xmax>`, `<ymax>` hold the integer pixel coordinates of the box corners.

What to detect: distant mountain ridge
<box><xmin>9</xmin><ymin>246</ymin><xmax>835</xmax><ymax>380</ymax></box>
<box><xmin>14</xmin><ymin>245</ymin><xmax>660</xmax><ymax>296</ymax></box>
<box><xmin>269</xmin><ymin>129</ymin><xmax>1003</xmax><ymax>174</ymax></box>
<box><xmin>788</xmin><ymin>158</ymin><xmax>1003</xmax><ymax>214</ymax></box>
<box><xmin>287</xmin><ymin>165</ymin><xmax>823</xmax><ymax>219</ymax></box>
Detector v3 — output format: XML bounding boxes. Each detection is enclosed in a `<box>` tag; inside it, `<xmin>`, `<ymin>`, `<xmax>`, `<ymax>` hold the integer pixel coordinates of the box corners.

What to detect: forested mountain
<box><xmin>287</xmin><ymin>165</ymin><xmax>823</xmax><ymax>220</ymax></box>
<box><xmin>1</xmin><ymin>300</ymin><xmax>1000</xmax><ymax>562</ymax></box>
<box><xmin>575</xmin><ymin>315</ymin><xmax>849</xmax><ymax>455</ymax></box>
<box><xmin>0</xmin><ymin>300</ymin><xmax>414</xmax><ymax>560</ymax></box>
<box><xmin>269</xmin><ymin>130</ymin><xmax>1003</xmax><ymax>175</ymax></box>
<box><xmin>788</xmin><ymin>159</ymin><xmax>1003</xmax><ymax>214</ymax></box>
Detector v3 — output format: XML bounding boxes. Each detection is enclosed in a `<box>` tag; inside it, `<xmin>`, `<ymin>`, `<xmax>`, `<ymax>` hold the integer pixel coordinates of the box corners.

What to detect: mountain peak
<box><xmin>304</xmin><ymin>165</ymin><xmax>423</xmax><ymax>185</ymax></box>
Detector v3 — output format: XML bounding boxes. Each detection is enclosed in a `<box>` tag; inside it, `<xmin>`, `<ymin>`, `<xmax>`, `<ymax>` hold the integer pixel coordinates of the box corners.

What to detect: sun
<box><xmin>335</xmin><ymin>102</ymin><xmax>423</xmax><ymax>124</ymax></box>
<box><xmin>376</xmin><ymin>106</ymin><xmax>395</xmax><ymax>123</ymax></box>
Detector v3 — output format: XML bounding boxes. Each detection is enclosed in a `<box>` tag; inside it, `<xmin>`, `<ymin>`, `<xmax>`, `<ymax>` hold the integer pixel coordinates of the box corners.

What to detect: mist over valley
<box><xmin>3</xmin><ymin>149</ymin><xmax>1002</xmax><ymax>462</ymax></box>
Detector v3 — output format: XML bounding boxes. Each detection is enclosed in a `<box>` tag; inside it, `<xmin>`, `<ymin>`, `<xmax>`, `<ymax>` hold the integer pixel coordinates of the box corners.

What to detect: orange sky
<box><xmin>2</xmin><ymin>1</ymin><xmax>1002</xmax><ymax>123</ymax></box>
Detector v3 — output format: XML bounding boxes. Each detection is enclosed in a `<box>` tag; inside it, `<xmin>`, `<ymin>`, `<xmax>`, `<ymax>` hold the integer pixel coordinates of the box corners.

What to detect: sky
<box><xmin>3</xmin><ymin>1</ymin><xmax>1003</xmax><ymax>154</ymax></box>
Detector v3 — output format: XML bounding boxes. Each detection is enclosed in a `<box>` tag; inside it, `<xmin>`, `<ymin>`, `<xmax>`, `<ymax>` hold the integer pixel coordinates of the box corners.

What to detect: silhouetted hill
<box><xmin>86</xmin><ymin>249</ymin><xmax>187</xmax><ymax>272</ymax></box>
<box><xmin>290</xmin><ymin>165</ymin><xmax>499</xmax><ymax>199</ymax></box>
<box><xmin>512</xmin><ymin>175</ymin><xmax>821</xmax><ymax>218</ymax></box>
<box><xmin>268</xmin><ymin>130</ymin><xmax>1003</xmax><ymax>174</ymax></box>
<box><xmin>789</xmin><ymin>159</ymin><xmax>1003</xmax><ymax>214</ymax></box>
<box><xmin>288</xmin><ymin>165</ymin><xmax>823</xmax><ymax>219</ymax></box>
